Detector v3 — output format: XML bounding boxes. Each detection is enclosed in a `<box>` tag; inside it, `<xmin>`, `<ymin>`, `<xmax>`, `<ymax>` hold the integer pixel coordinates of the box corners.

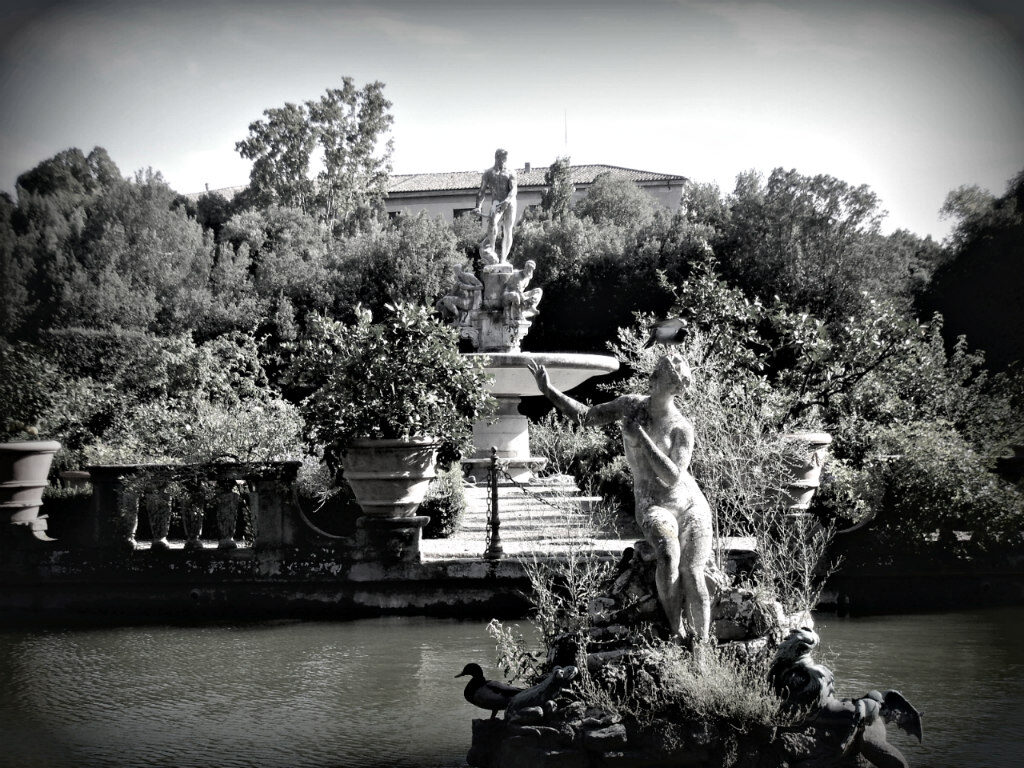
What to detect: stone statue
<box><xmin>472</xmin><ymin>148</ymin><xmax>518</xmax><ymax>264</ymax></box>
<box><xmin>769</xmin><ymin>627</ymin><xmax>923</xmax><ymax>768</ymax></box>
<box><xmin>437</xmin><ymin>262</ymin><xmax>483</xmax><ymax>323</ymax></box>
<box><xmin>528</xmin><ymin>352</ymin><xmax>713</xmax><ymax>643</ymax></box>
<box><xmin>504</xmin><ymin>665</ymin><xmax>579</xmax><ymax>722</ymax></box>
<box><xmin>501</xmin><ymin>260</ymin><xmax>542</xmax><ymax>323</ymax></box>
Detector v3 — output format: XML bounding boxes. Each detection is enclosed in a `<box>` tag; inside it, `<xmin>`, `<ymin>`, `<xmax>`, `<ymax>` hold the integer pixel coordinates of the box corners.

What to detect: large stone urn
<box><xmin>343</xmin><ymin>437</ymin><xmax>438</xmax><ymax>563</ymax></box>
<box><xmin>1</xmin><ymin>440</ymin><xmax>60</xmax><ymax>543</ymax></box>
<box><xmin>782</xmin><ymin>431</ymin><xmax>832</xmax><ymax>514</ymax></box>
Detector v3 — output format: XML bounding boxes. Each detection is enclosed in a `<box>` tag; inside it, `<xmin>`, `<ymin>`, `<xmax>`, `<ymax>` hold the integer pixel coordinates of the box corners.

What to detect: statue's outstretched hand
<box><xmin>526</xmin><ymin>359</ymin><xmax>550</xmax><ymax>394</ymax></box>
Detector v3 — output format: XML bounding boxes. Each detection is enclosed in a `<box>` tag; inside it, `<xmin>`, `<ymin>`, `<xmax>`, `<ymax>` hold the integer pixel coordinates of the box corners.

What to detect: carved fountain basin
<box><xmin>463</xmin><ymin>352</ymin><xmax>619</xmax><ymax>480</ymax></box>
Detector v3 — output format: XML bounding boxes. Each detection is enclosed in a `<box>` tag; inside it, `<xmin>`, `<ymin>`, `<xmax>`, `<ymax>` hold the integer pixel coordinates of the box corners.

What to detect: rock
<box><xmin>468</xmin><ymin>717</ymin><xmax>508</xmax><ymax>768</ymax></box>
<box><xmin>507</xmin><ymin>705</ymin><xmax>545</xmax><ymax>725</ymax></box>
<box><xmin>582</xmin><ymin>723</ymin><xmax>628</xmax><ymax>753</ymax></box>
<box><xmin>586</xmin><ymin>649</ymin><xmax>632</xmax><ymax>672</ymax></box>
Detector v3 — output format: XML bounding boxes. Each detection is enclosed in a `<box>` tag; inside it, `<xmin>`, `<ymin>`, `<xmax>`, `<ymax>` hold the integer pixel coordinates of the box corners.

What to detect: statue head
<box><xmin>524</xmin><ymin>259</ymin><xmax>536</xmax><ymax>274</ymax></box>
<box><xmin>651</xmin><ymin>353</ymin><xmax>692</xmax><ymax>395</ymax></box>
<box><xmin>494</xmin><ymin>148</ymin><xmax>508</xmax><ymax>165</ymax></box>
<box><xmin>774</xmin><ymin>627</ymin><xmax>820</xmax><ymax>665</ymax></box>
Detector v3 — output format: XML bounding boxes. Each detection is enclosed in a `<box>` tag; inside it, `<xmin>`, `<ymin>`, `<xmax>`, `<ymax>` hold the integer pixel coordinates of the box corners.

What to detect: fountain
<box><xmin>440</xmin><ymin>261</ymin><xmax>618</xmax><ymax>480</ymax></box>
<box><xmin>437</xmin><ymin>163</ymin><xmax>618</xmax><ymax>481</ymax></box>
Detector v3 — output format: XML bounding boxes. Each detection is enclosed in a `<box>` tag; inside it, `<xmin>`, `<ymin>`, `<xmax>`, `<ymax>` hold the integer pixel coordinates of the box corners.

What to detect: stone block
<box><xmin>582</xmin><ymin>724</ymin><xmax>628</xmax><ymax>753</ymax></box>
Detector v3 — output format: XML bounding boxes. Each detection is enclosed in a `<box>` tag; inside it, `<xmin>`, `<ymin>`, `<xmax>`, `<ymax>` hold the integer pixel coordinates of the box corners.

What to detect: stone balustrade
<box><xmin>85</xmin><ymin>461</ymin><xmax>302</xmax><ymax>552</ymax></box>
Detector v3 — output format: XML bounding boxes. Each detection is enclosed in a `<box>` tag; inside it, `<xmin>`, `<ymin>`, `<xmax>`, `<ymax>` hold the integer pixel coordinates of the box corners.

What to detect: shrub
<box><xmin>421</xmin><ymin>464</ymin><xmax>467</xmax><ymax>538</ymax></box>
<box><xmin>289</xmin><ymin>302</ymin><xmax>493</xmax><ymax>472</ymax></box>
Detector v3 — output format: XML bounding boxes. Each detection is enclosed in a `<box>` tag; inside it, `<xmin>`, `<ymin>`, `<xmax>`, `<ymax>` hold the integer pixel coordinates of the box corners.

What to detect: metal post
<box><xmin>484</xmin><ymin>446</ymin><xmax>504</xmax><ymax>560</ymax></box>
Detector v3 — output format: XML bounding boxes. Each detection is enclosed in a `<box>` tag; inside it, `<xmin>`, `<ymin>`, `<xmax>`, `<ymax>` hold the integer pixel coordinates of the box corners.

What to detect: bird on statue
<box><xmin>455</xmin><ymin>663</ymin><xmax>524</xmax><ymax>719</ymax></box>
<box><xmin>644</xmin><ymin>316</ymin><xmax>688</xmax><ymax>348</ymax></box>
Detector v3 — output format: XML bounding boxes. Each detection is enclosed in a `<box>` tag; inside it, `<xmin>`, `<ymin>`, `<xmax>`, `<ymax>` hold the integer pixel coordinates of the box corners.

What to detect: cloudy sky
<box><xmin>1</xmin><ymin>0</ymin><xmax>1022</xmax><ymax>240</ymax></box>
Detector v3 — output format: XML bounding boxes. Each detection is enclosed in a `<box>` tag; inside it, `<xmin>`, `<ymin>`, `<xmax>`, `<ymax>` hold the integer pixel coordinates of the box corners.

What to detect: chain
<box><xmin>496</xmin><ymin>465</ymin><xmax>589</xmax><ymax>514</ymax></box>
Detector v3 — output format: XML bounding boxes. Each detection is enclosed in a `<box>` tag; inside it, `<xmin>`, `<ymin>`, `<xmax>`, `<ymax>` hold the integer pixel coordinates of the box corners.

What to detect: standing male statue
<box><xmin>527</xmin><ymin>353</ymin><xmax>713</xmax><ymax>643</ymax></box>
<box><xmin>472</xmin><ymin>148</ymin><xmax>518</xmax><ymax>264</ymax></box>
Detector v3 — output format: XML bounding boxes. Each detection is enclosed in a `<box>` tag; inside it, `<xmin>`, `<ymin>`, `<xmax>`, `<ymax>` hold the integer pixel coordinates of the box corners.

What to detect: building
<box><xmin>384</xmin><ymin>163</ymin><xmax>687</xmax><ymax>223</ymax></box>
<box><xmin>190</xmin><ymin>163</ymin><xmax>688</xmax><ymax>221</ymax></box>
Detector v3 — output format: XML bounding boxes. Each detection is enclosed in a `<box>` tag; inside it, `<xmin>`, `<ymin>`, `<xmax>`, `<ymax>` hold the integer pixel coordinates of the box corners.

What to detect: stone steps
<box><xmin>451</xmin><ymin>475</ymin><xmax>605</xmax><ymax>544</ymax></box>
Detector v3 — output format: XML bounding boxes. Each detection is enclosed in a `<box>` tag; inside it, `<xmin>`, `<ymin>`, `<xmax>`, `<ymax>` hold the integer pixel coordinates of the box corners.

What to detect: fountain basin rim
<box><xmin>466</xmin><ymin>351</ymin><xmax>619</xmax><ymax>369</ymax></box>
<box><xmin>466</xmin><ymin>352</ymin><xmax>619</xmax><ymax>397</ymax></box>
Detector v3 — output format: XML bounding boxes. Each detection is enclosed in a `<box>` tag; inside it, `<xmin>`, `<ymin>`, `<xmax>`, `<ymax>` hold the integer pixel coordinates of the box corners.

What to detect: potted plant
<box><xmin>291</xmin><ymin>303</ymin><xmax>493</xmax><ymax>523</ymax></box>
<box><xmin>0</xmin><ymin>341</ymin><xmax>62</xmax><ymax>542</ymax></box>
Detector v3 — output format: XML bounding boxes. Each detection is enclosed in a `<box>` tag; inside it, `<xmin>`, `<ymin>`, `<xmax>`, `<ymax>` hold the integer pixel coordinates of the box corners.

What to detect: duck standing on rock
<box><xmin>455</xmin><ymin>663</ymin><xmax>524</xmax><ymax>719</ymax></box>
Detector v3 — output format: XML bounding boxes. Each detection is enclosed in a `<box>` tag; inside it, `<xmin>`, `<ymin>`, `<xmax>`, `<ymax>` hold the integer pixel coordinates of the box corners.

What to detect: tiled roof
<box><xmin>187</xmin><ymin>164</ymin><xmax>686</xmax><ymax>200</ymax></box>
<box><xmin>386</xmin><ymin>164</ymin><xmax>686</xmax><ymax>194</ymax></box>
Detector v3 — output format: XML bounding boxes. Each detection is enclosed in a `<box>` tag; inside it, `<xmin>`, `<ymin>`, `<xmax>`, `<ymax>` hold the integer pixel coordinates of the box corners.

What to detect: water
<box><xmin>1</xmin><ymin>608</ymin><xmax>1022</xmax><ymax>768</ymax></box>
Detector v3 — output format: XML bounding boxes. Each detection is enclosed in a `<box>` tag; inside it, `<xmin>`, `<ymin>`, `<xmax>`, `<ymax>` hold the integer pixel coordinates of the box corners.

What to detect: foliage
<box><xmin>421</xmin><ymin>464</ymin><xmax>467</xmax><ymax>538</ymax></box>
<box><xmin>541</xmin><ymin>156</ymin><xmax>574</xmax><ymax>220</ymax></box>
<box><xmin>575</xmin><ymin>172</ymin><xmax>661</xmax><ymax>229</ymax></box>
<box><xmin>332</xmin><ymin>213</ymin><xmax>465</xmax><ymax>319</ymax></box>
<box><xmin>2</xmin><ymin>160</ymin><xmax>228</xmax><ymax>338</ymax></box>
<box><xmin>620</xmin><ymin>641</ymin><xmax>799</xmax><ymax>733</ymax></box>
<box><xmin>529</xmin><ymin>410</ymin><xmax>632</xmax><ymax>514</ymax></box>
<box><xmin>922</xmin><ymin>167</ymin><xmax>1024</xmax><ymax>369</ymax></box>
<box><xmin>84</xmin><ymin>395</ymin><xmax>303</xmax><ymax>466</ymax></box>
<box><xmin>0</xmin><ymin>339</ymin><xmax>55</xmax><ymax>438</ymax></box>
<box><xmin>826</xmin><ymin>422</ymin><xmax>1023</xmax><ymax>563</ymax></box>
<box><xmin>714</xmin><ymin>168</ymin><xmax>940</xmax><ymax>318</ymax></box>
<box><xmin>236</xmin><ymin>77</ymin><xmax>393</xmax><ymax>233</ymax></box>
<box><xmin>288</xmin><ymin>303</ymin><xmax>493</xmax><ymax>472</ymax></box>
<box><xmin>487</xmin><ymin>619</ymin><xmax>544</xmax><ymax>685</ymax></box>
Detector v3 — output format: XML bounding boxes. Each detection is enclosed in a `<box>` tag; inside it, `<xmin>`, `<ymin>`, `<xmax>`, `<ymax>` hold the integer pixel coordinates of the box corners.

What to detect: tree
<box><xmin>575</xmin><ymin>172</ymin><xmax>661</xmax><ymax>229</ymax></box>
<box><xmin>332</xmin><ymin>213</ymin><xmax>463</xmax><ymax>320</ymax></box>
<box><xmin>541</xmin><ymin>156</ymin><xmax>574</xmax><ymax>220</ymax></box>
<box><xmin>307</xmin><ymin>79</ymin><xmax>394</xmax><ymax>233</ymax></box>
<box><xmin>235</xmin><ymin>102</ymin><xmax>317</xmax><ymax>212</ymax></box>
<box><xmin>235</xmin><ymin>77</ymin><xmax>394</xmax><ymax>233</ymax></box>
<box><xmin>923</xmin><ymin>169</ymin><xmax>1024</xmax><ymax>369</ymax></box>
<box><xmin>719</xmin><ymin>168</ymin><xmax>894</xmax><ymax>318</ymax></box>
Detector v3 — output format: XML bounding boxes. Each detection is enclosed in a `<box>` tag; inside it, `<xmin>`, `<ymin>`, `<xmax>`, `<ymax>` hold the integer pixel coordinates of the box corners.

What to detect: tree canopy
<box><xmin>235</xmin><ymin>77</ymin><xmax>393</xmax><ymax>234</ymax></box>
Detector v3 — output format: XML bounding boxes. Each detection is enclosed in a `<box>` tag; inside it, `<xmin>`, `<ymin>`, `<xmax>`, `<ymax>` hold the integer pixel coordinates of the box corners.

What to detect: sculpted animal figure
<box><xmin>770</xmin><ymin>627</ymin><xmax>923</xmax><ymax>768</ymax></box>
<box><xmin>455</xmin><ymin>663</ymin><xmax>524</xmax><ymax>719</ymax></box>
<box><xmin>504</xmin><ymin>665</ymin><xmax>579</xmax><ymax>721</ymax></box>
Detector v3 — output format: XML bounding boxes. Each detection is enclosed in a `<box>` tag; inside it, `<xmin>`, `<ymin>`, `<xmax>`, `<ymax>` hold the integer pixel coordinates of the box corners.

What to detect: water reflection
<box><xmin>1</xmin><ymin>609</ymin><xmax>1022</xmax><ymax>767</ymax></box>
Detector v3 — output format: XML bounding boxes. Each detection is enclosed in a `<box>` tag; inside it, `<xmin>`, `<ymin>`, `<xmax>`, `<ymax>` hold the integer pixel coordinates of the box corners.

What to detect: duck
<box><xmin>644</xmin><ymin>316</ymin><xmax>688</xmax><ymax>348</ymax></box>
<box><xmin>455</xmin><ymin>663</ymin><xmax>524</xmax><ymax>719</ymax></box>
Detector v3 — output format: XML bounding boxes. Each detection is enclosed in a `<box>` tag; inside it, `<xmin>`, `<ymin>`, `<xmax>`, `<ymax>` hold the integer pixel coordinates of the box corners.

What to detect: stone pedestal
<box><xmin>354</xmin><ymin>515</ymin><xmax>430</xmax><ymax>564</ymax></box>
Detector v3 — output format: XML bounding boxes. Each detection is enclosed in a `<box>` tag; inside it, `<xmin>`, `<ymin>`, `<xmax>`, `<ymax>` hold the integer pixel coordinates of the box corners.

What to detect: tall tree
<box><xmin>923</xmin><ymin>169</ymin><xmax>1024</xmax><ymax>369</ymax></box>
<box><xmin>235</xmin><ymin>78</ymin><xmax>393</xmax><ymax>233</ymax></box>
<box><xmin>719</xmin><ymin>168</ymin><xmax>905</xmax><ymax>318</ymax></box>
<box><xmin>235</xmin><ymin>102</ymin><xmax>317</xmax><ymax>212</ymax></box>
<box><xmin>541</xmin><ymin>156</ymin><xmax>574</xmax><ymax>220</ymax></box>
<box><xmin>307</xmin><ymin>78</ymin><xmax>394</xmax><ymax>233</ymax></box>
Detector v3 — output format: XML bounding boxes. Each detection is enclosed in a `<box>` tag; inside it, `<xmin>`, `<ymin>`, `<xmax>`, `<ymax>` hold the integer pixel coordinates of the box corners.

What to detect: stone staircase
<box><xmin>455</xmin><ymin>474</ymin><xmax>605</xmax><ymax>545</ymax></box>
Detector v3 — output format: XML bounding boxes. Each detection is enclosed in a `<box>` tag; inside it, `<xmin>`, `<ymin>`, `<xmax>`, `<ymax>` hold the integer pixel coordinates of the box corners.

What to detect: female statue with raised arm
<box><xmin>527</xmin><ymin>353</ymin><xmax>713</xmax><ymax>643</ymax></box>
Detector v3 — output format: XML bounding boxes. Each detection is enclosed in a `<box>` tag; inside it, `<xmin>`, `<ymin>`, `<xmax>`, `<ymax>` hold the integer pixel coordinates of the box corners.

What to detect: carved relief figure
<box><xmin>472</xmin><ymin>148</ymin><xmax>518</xmax><ymax>264</ymax></box>
<box><xmin>437</xmin><ymin>262</ymin><xmax>483</xmax><ymax>324</ymax></box>
<box><xmin>528</xmin><ymin>353</ymin><xmax>713</xmax><ymax>643</ymax></box>
<box><xmin>501</xmin><ymin>260</ymin><xmax>542</xmax><ymax>323</ymax></box>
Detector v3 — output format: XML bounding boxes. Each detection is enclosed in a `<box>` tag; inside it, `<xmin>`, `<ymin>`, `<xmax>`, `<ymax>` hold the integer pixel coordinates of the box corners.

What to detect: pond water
<box><xmin>1</xmin><ymin>608</ymin><xmax>1022</xmax><ymax>768</ymax></box>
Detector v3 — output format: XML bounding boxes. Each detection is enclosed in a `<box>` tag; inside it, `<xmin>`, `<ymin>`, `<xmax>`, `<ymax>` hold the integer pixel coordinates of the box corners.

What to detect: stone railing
<box><xmin>85</xmin><ymin>461</ymin><xmax>302</xmax><ymax>552</ymax></box>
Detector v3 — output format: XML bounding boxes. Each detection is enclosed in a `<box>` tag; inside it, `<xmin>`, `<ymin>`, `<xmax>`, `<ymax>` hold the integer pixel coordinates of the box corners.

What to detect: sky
<box><xmin>1</xmin><ymin>0</ymin><xmax>1022</xmax><ymax>241</ymax></box>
